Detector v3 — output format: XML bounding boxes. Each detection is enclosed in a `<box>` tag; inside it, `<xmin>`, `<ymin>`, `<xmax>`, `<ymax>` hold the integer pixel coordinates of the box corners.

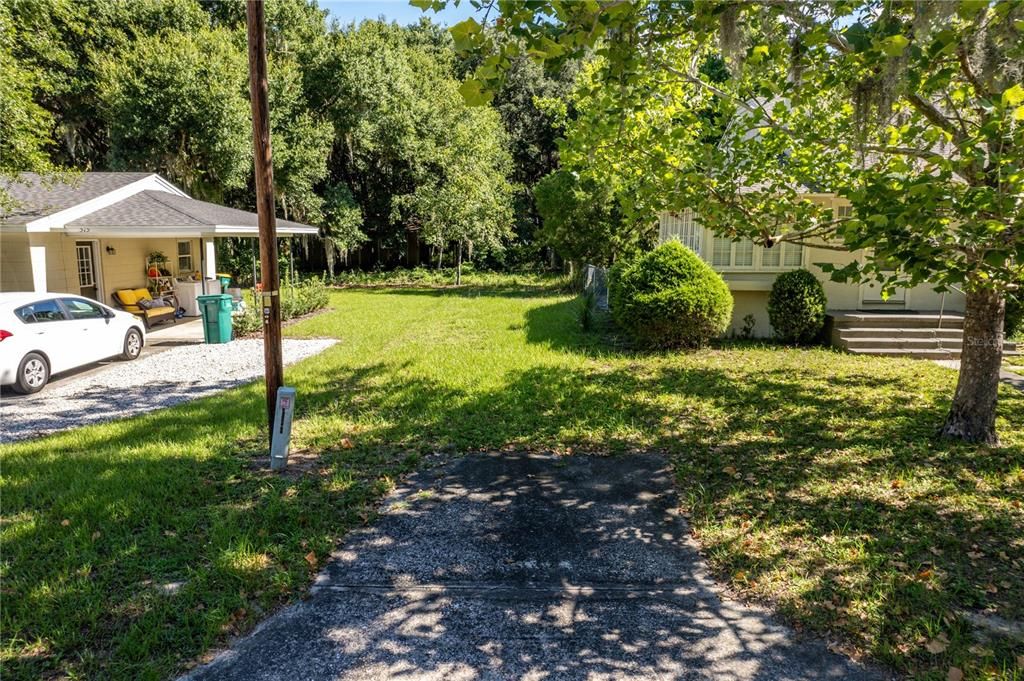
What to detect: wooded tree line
<box><xmin>0</xmin><ymin>0</ymin><xmax>576</xmax><ymax>276</ymax></box>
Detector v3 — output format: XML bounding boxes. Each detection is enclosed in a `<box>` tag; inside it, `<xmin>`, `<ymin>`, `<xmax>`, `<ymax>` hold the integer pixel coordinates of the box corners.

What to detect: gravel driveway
<box><xmin>0</xmin><ymin>338</ymin><xmax>336</xmax><ymax>444</ymax></box>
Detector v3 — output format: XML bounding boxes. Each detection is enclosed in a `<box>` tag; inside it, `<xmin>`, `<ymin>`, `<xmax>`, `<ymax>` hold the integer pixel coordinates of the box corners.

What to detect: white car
<box><xmin>0</xmin><ymin>292</ymin><xmax>146</xmax><ymax>394</ymax></box>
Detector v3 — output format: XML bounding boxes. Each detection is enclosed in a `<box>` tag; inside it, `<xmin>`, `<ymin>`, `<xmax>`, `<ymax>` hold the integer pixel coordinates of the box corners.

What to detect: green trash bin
<box><xmin>197</xmin><ymin>294</ymin><xmax>234</xmax><ymax>344</ymax></box>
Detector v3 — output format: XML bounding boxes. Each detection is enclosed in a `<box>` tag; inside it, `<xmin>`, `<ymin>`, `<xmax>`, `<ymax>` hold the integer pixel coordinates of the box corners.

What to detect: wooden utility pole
<box><xmin>246</xmin><ymin>0</ymin><xmax>284</xmax><ymax>443</ymax></box>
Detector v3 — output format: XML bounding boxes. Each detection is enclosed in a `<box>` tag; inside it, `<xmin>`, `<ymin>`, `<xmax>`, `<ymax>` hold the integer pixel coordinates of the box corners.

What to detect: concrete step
<box><xmin>836</xmin><ymin>327</ymin><xmax>965</xmax><ymax>340</ymax></box>
<box><xmin>839</xmin><ymin>336</ymin><xmax>1017</xmax><ymax>348</ymax></box>
<box><xmin>830</xmin><ymin>314</ymin><xmax>965</xmax><ymax>330</ymax></box>
<box><xmin>846</xmin><ymin>347</ymin><xmax>960</xmax><ymax>360</ymax></box>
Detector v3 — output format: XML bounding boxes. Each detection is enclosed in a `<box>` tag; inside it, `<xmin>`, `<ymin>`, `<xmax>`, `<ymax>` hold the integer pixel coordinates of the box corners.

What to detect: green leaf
<box><xmin>458</xmin><ymin>78</ymin><xmax>491</xmax><ymax>106</ymax></box>
<box><xmin>880</xmin><ymin>35</ymin><xmax>909</xmax><ymax>57</ymax></box>
<box><xmin>449</xmin><ymin>18</ymin><xmax>482</xmax><ymax>52</ymax></box>
<box><xmin>957</xmin><ymin>0</ymin><xmax>988</xmax><ymax>19</ymax></box>
<box><xmin>409</xmin><ymin>0</ymin><xmax>435</xmax><ymax>9</ymax></box>
<box><xmin>537</xmin><ymin>36</ymin><xmax>565</xmax><ymax>58</ymax></box>
<box><xmin>1001</xmin><ymin>83</ymin><xmax>1024</xmax><ymax>107</ymax></box>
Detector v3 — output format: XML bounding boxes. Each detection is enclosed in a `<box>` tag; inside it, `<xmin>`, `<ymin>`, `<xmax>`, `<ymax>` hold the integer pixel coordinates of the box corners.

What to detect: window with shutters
<box><xmin>758</xmin><ymin>242</ymin><xmax>803</xmax><ymax>269</ymax></box>
<box><xmin>711</xmin><ymin>236</ymin><xmax>757</xmax><ymax>268</ymax></box>
<box><xmin>658</xmin><ymin>209</ymin><xmax>703</xmax><ymax>254</ymax></box>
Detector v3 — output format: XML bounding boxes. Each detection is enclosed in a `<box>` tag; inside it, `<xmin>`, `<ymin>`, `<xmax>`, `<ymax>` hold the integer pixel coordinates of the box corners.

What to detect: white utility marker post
<box><xmin>270</xmin><ymin>386</ymin><xmax>297</xmax><ymax>471</ymax></box>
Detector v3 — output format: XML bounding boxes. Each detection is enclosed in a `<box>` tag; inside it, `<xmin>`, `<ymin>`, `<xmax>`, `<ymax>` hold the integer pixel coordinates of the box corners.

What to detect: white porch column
<box><xmin>204</xmin><ymin>238</ymin><xmax>217</xmax><ymax>280</ymax></box>
<box><xmin>29</xmin><ymin>244</ymin><xmax>47</xmax><ymax>292</ymax></box>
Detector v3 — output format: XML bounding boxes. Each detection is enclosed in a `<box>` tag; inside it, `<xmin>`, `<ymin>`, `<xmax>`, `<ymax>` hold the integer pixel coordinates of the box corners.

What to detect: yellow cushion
<box><xmin>122</xmin><ymin>304</ymin><xmax>143</xmax><ymax>313</ymax></box>
<box><xmin>133</xmin><ymin>288</ymin><xmax>153</xmax><ymax>301</ymax></box>
<box><xmin>116</xmin><ymin>289</ymin><xmax>138</xmax><ymax>306</ymax></box>
<box><xmin>144</xmin><ymin>306</ymin><xmax>175</xmax><ymax>318</ymax></box>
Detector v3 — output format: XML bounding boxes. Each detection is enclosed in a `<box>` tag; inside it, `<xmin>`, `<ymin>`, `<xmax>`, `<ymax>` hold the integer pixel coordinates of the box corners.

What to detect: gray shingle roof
<box><xmin>1</xmin><ymin>172</ymin><xmax>153</xmax><ymax>222</ymax></box>
<box><xmin>67</xmin><ymin>190</ymin><xmax>317</xmax><ymax>233</ymax></box>
<box><xmin>1</xmin><ymin>172</ymin><xmax>318</xmax><ymax>234</ymax></box>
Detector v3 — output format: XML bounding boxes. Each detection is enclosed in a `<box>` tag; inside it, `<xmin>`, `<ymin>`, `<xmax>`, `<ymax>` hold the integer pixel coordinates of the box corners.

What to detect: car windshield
<box><xmin>14</xmin><ymin>299</ymin><xmax>66</xmax><ymax>323</ymax></box>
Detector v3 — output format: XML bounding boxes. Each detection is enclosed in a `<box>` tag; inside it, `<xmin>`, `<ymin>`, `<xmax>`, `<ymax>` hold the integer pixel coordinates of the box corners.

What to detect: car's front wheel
<box><xmin>122</xmin><ymin>328</ymin><xmax>143</xmax><ymax>360</ymax></box>
<box><xmin>13</xmin><ymin>352</ymin><xmax>49</xmax><ymax>394</ymax></box>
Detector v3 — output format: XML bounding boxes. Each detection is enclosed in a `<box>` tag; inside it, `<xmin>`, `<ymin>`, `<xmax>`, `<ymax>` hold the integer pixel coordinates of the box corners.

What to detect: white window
<box><xmin>75</xmin><ymin>244</ymin><xmax>95</xmax><ymax>287</ymax></box>
<box><xmin>177</xmin><ymin>240</ymin><xmax>193</xmax><ymax>273</ymax></box>
<box><xmin>783</xmin><ymin>242</ymin><xmax>804</xmax><ymax>267</ymax></box>
<box><xmin>757</xmin><ymin>242</ymin><xmax>803</xmax><ymax>268</ymax></box>
<box><xmin>734</xmin><ymin>239</ymin><xmax>754</xmax><ymax>266</ymax></box>
<box><xmin>836</xmin><ymin>204</ymin><xmax>854</xmax><ymax>219</ymax></box>
<box><xmin>659</xmin><ymin>209</ymin><xmax>702</xmax><ymax>253</ymax></box>
<box><xmin>712</xmin><ymin>236</ymin><xmax>756</xmax><ymax>268</ymax></box>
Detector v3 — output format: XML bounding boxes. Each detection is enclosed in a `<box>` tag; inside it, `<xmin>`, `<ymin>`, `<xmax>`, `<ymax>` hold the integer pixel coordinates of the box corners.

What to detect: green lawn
<box><xmin>2</xmin><ymin>281</ymin><xmax>1022</xmax><ymax>680</ymax></box>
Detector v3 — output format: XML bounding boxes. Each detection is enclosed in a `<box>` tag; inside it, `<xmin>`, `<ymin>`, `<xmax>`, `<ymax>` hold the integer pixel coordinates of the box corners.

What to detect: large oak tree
<box><xmin>436</xmin><ymin>0</ymin><xmax>1024</xmax><ymax>444</ymax></box>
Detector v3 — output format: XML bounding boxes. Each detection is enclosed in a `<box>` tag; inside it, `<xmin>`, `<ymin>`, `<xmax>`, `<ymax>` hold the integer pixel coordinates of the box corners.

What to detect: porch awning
<box><xmin>63</xmin><ymin>190</ymin><xmax>319</xmax><ymax>237</ymax></box>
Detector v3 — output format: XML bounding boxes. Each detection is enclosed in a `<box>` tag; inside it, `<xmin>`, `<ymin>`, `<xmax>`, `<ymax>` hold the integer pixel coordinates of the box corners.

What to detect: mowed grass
<box><xmin>2</xmin><ymin>280</ymin><xmax>1023</xmax><ymax>680</ymax></box>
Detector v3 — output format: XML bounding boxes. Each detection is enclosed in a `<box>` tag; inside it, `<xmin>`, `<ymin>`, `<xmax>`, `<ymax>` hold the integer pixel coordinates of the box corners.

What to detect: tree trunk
<box><xmin>407</xmin><ymin>230</ymin><xmax>420</xmax><ymax>268</ymax></box>
<box><xmin>325</xmin><ymin>240</ymin><xmax>335</xmax><ymax>278</ymax></box>
<box><xmin>940</xmin><ymin>287</ymin><xmax>1005</xmax><ymax>445</ymax></box>
<box><xmin>455</xmin><ymin>241</ymin><xmax>463</xmax><ymax>285</ymax></box>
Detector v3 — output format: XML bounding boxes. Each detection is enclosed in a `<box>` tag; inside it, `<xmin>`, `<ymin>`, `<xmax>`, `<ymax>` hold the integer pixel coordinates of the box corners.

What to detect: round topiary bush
<box><xmin>767</xmin><ymin>268</ymin><xmax>828</xmax><ymax>344</ymax></box>
<box><xmin>609</xmin><ymin>241</ymin><xmax>733</xmax><ymax>348</ymax></box>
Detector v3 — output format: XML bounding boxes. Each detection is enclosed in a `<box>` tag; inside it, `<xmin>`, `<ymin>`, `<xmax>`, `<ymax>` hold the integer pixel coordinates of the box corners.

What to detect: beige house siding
<box><xmin>0</xmin><ymin>233</ymin><xmax>33</xmax><ymax>290</ymax></box>
<box><xmin>659</xmin><ymin>199</ymin><xmax>966</xmax><ymax>338</ymax></box>
<box><xmin>0</xmin><ymin>234</ymin><xmax>202</xmax><ymax>302</ymax></box>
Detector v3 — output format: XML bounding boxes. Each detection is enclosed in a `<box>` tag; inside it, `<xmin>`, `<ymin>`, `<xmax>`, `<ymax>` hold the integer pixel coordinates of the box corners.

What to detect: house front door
<box><xmin>859</xmin><ymin>271</ymin><xmax>907</xmax><ymax>308</ymax></box>
<box><xmin>74</xmin><ymin>240</ymin><xmax>102</xmax><ymax>301</ymax></box>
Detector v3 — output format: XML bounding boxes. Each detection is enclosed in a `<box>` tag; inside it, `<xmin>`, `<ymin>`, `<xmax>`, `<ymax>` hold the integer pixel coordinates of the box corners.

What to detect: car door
<box><xmin>58</xmin><ymin>297</ymin><xmax>117</xmax><ymax>366</ymax></box>
<box><xmin>12</xmin><ymin>298</ymin><xmax>74</xmax><ymax>374</ymax></box>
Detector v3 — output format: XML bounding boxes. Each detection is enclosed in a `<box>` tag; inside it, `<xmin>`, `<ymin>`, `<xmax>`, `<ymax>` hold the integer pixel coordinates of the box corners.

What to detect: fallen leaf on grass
<box><xmin>947</xmin><ymin>667</ymin><xmax>963</xmax><ymax>681</ymax></box>
<box><xmin>1017</xmin><ymin>654</ymin><xmax>1024</xmax><ymax>668</ymax></box>
<box><xmin>91</xmin><ymin>531</ymin><xmax>101</xmax><ymax>541</ymax></box>
<box><xmin>890</xmin><ymin>479</ymin><xmax>903</xmax><ymax>489</ymax></box>
<box><xmin>304</xmin><ymin>551</ymin><xmax>317</xmax><ymax>568</ymax></box>
<box><xmin>916</xmin><ymin>568</ymin><xmax>933</xmax><ymax>581</ymax></box>
<box><xmin>722</xmin><ymin>466</ymin><xmax>737</xmax><ymax>476</ymax></box>
<box><xmin>925</xmin><ymin>636</ymin><xmax>948</xmax><ymax>654</ymax></box>
<box><xmin>340</xmin><ymin>438</ymin><xmax>355</xmax><ymax>449</ymax></box>
<box><xmin>60</xmin><ymin>519</ymin><xmax>70</xmax><ymax>526</ymax></box>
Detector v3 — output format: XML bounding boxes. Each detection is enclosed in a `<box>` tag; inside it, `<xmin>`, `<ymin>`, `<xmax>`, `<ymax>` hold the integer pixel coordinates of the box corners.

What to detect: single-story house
<box><xmin>658</xmin><ymin>199</ymin><xmax>968</xmax><ymax>348</ymax></box>
<box><xmin>0</xmin><ymin>172</ymin><xmax>317</xmax><ymax>312</ymax></box>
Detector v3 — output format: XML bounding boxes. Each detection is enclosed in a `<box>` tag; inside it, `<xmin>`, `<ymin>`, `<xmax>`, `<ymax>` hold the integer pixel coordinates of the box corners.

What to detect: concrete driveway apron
<box><xmin>183</xmin><ymin>452</ymin><xmax>888</xmax><ymax>681</ymax></box>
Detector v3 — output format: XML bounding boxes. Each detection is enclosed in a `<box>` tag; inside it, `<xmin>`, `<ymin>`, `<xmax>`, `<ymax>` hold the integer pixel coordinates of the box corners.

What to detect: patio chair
<box><xmin>111</xmin><ymin>288</ymin><xmax>179</xmax><ymax>329</ymax></box>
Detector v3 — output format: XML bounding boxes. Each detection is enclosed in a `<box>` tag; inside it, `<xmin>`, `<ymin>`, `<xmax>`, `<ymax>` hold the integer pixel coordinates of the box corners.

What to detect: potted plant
<box><xmin>147</xmin><ymin>251</ymin><xmax>168</xmax><ymax>277</ymax></box>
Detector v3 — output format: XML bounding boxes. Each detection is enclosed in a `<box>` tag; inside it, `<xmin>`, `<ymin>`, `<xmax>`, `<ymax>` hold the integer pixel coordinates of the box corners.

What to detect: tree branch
<box><xmin>907</xmin><ymin>93</ymin><xmax>963</xmax><ymax>143</ymax></box>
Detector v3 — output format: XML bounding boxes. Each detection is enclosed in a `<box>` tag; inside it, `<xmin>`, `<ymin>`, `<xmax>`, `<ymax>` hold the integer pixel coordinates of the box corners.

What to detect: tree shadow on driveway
<box><xmin>183</xmin><ymin>452</ymin><xmax>887</xmax><ymax>681</ymax></box>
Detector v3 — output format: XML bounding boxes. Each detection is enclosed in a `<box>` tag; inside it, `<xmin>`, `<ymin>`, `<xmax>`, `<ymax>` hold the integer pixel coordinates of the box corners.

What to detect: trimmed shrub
<box><xmin>609</xmin><ymin>241</ymin><xmax>733</xmax><ymax>348</ymax></box>
<box><xmin>767</xmin><ymin>269</ymin><xmax>828</xmax><ymax>344</ymax></box>
<box><xmin>232</xmin><ymin>277</ymin><xmax>330</xmax><ymax>337</ymax></box>
<box><xmin>280</xmin><ymin>277</ymin><xmax>330</xmax><ymax>319</ymax></box>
